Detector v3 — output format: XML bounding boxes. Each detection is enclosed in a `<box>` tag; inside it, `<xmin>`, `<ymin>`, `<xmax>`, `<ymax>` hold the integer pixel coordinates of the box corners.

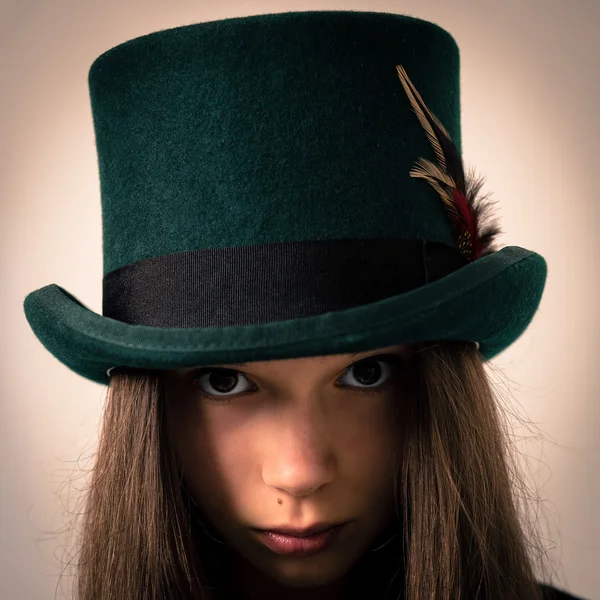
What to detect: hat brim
<box><xmin>23</xmin><ymin>245</ymin><xmax>547</xmax><ymax>386</ymax></box>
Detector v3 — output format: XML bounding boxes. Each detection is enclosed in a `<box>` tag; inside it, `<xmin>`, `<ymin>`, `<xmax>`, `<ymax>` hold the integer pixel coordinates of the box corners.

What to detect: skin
<box><xmin>164</xmin><ymin>344</ymin><xmax>412</xmax><ymax>600</ymax></box>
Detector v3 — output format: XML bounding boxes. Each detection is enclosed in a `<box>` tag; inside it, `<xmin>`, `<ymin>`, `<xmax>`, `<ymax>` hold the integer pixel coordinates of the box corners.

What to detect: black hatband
<box><xmin>102</xmin><ymin>237</ymin><xmax>469</xmax><ymax>328</ymax></box>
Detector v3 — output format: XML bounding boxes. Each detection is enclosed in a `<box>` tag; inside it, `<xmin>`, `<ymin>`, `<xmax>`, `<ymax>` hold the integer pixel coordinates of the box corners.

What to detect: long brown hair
<box><xmin>61</xmin><ymin>339</ymin><xmax>558</xmax><ymax>599</ymax></box>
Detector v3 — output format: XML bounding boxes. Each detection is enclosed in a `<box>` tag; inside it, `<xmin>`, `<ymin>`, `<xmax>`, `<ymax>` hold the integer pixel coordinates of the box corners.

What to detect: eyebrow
<box><xmin>219</xmin><ymin>350</ymin><xmax>375</xmax><ymax>369</ymax></box>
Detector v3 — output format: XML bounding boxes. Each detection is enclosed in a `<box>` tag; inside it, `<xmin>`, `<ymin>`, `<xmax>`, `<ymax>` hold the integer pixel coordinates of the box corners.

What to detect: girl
<box><xmin>23</xmin><ymin>10</ymin><xmax>586</xmax><ymax>600</ymax></box>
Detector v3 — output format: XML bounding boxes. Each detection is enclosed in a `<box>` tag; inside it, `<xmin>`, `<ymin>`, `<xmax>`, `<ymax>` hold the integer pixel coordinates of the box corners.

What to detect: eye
<box><xmin>192</xmin><ymin>368</ymin><xmax>254</xmax><ymax>399</ymax></box>
<box><xmin>336</xmin><ymin>354</ymin><xmax>403</xmax><ymax>396</ymax></box>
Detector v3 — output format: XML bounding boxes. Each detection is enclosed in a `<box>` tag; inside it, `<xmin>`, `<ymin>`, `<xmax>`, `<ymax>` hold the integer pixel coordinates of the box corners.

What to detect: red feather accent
<box><xmin>395</xmin><ymin>65</ymin><xmax>502</xmax><ymax>262</ymax></box>
<box><xmin>452</xmin><ymin>188</ymin><xmax>478</xmax><ymax>259</ymax></box>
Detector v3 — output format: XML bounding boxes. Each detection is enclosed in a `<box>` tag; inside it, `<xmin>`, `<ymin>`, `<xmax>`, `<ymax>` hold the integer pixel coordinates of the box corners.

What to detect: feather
<box><xmin>395</xmin><ymin>65</ymin><xmax>503</xmax><ymax>261</ymax></box>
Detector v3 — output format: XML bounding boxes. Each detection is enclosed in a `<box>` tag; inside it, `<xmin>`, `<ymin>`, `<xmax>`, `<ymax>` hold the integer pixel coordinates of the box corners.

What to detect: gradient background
<box><xmin>2</xmin><ymin>1</ymin><xmax>599</xmax><ymax>599</ymax></box>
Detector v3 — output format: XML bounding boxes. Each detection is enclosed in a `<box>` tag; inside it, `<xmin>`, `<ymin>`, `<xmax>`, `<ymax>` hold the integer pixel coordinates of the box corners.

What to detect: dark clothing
<box><xmin>539</xmin><ymin>583</ymin><xmax>587</xmax><ymax>599</ymax></box>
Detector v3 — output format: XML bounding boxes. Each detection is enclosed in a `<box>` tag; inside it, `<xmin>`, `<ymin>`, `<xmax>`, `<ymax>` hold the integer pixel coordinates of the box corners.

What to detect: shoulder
<box><xmin>539</xmin><ymin>583</ymin><xmax>588</xmax><ymax>600</ymax></box>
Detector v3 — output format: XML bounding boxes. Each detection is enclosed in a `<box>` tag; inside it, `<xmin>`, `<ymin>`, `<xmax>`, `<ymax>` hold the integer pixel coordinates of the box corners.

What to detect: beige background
<box><xmin>2</xmin><ymin>1</ymin><xmax>599</xmax><ymax>598</ymax></box>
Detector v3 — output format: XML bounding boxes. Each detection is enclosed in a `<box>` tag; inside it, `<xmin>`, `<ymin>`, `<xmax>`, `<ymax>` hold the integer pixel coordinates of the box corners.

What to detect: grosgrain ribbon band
<box><xmin>102</xmin><ymin>238</ymin><xmax>469</xmax><ymax>328</ymax></box>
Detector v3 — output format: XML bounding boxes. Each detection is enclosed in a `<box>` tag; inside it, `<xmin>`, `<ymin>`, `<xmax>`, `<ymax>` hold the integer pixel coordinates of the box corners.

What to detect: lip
<box><xmin>255</xmin><ymin>521</ymin><xmax>347</xmax><ymax>537</ymax></box>
<box><xmin>255</xmin><ymin>523</ymin><xmax>347</xmax><ymax>556</ymax></box>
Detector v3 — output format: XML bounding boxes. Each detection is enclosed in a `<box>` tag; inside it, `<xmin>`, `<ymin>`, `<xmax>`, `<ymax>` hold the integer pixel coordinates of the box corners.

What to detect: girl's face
<box><xmin>165</xmin><ymin>344</ymin><xmax>411</xmax><ymax>597</ymax></box>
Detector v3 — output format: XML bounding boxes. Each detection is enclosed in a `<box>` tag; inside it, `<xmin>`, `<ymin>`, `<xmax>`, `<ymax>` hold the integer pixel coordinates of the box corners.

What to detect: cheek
<box><xmin>342</xmin><ymin>397</ymin><xmax>403</xmax><ymax>478</ymax></box>
<box><xmin>170</xmin><ymin>403</ymin><xmax>252</xmax><ymax>517</ymax></box>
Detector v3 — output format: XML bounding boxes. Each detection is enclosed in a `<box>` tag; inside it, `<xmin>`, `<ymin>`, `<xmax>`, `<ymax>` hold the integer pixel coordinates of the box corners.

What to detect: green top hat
<box><xmin>23</xmin><ymin>10</ymin><xmax>547</xmax><ymax>386</ymax></box>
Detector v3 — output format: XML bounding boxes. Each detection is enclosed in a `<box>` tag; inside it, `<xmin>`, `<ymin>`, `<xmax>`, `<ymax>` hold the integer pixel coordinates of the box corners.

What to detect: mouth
<box><xmin>253</xmin><ymin>521</ymin><xmax>349</xmax><ymax>537</ymax></box>
<box><xmin>254</xmin><ymin>523</ymin><xmax>348</xmax><ymax>556</ymax></box>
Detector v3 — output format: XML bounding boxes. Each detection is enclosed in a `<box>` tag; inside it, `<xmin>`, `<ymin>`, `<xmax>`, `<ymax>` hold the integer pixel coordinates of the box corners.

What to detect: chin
<box><xmin>250</xmin><ymin>547</ymin><xmax>356</xmax><ymax>593</ymax></box>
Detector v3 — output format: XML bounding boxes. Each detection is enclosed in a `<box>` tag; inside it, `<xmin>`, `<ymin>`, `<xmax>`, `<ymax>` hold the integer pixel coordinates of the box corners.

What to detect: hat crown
<box><xmin>23</xmin><ymin>10</ymin><xmax>548</xmax><ymax>385</ymax></box>
<box><xmin>88</xmin><ymin>10</ymin><xmax>462</xmax><ymax>276</ymax></box>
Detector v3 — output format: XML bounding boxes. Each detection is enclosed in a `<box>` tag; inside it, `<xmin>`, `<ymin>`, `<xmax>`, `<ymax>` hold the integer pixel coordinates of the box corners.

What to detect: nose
<box><xmin>261</xmin><ymin>401</ymin><xmax>337</xmax><ymax>497</ymax></box>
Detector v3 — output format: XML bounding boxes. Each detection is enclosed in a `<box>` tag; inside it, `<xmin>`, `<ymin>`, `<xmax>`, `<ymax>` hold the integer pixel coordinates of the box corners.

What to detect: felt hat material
<box><xmin>23</xmin><ymin>10</ymin><xmax>547</xmax><ymax>385</ymax></box>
